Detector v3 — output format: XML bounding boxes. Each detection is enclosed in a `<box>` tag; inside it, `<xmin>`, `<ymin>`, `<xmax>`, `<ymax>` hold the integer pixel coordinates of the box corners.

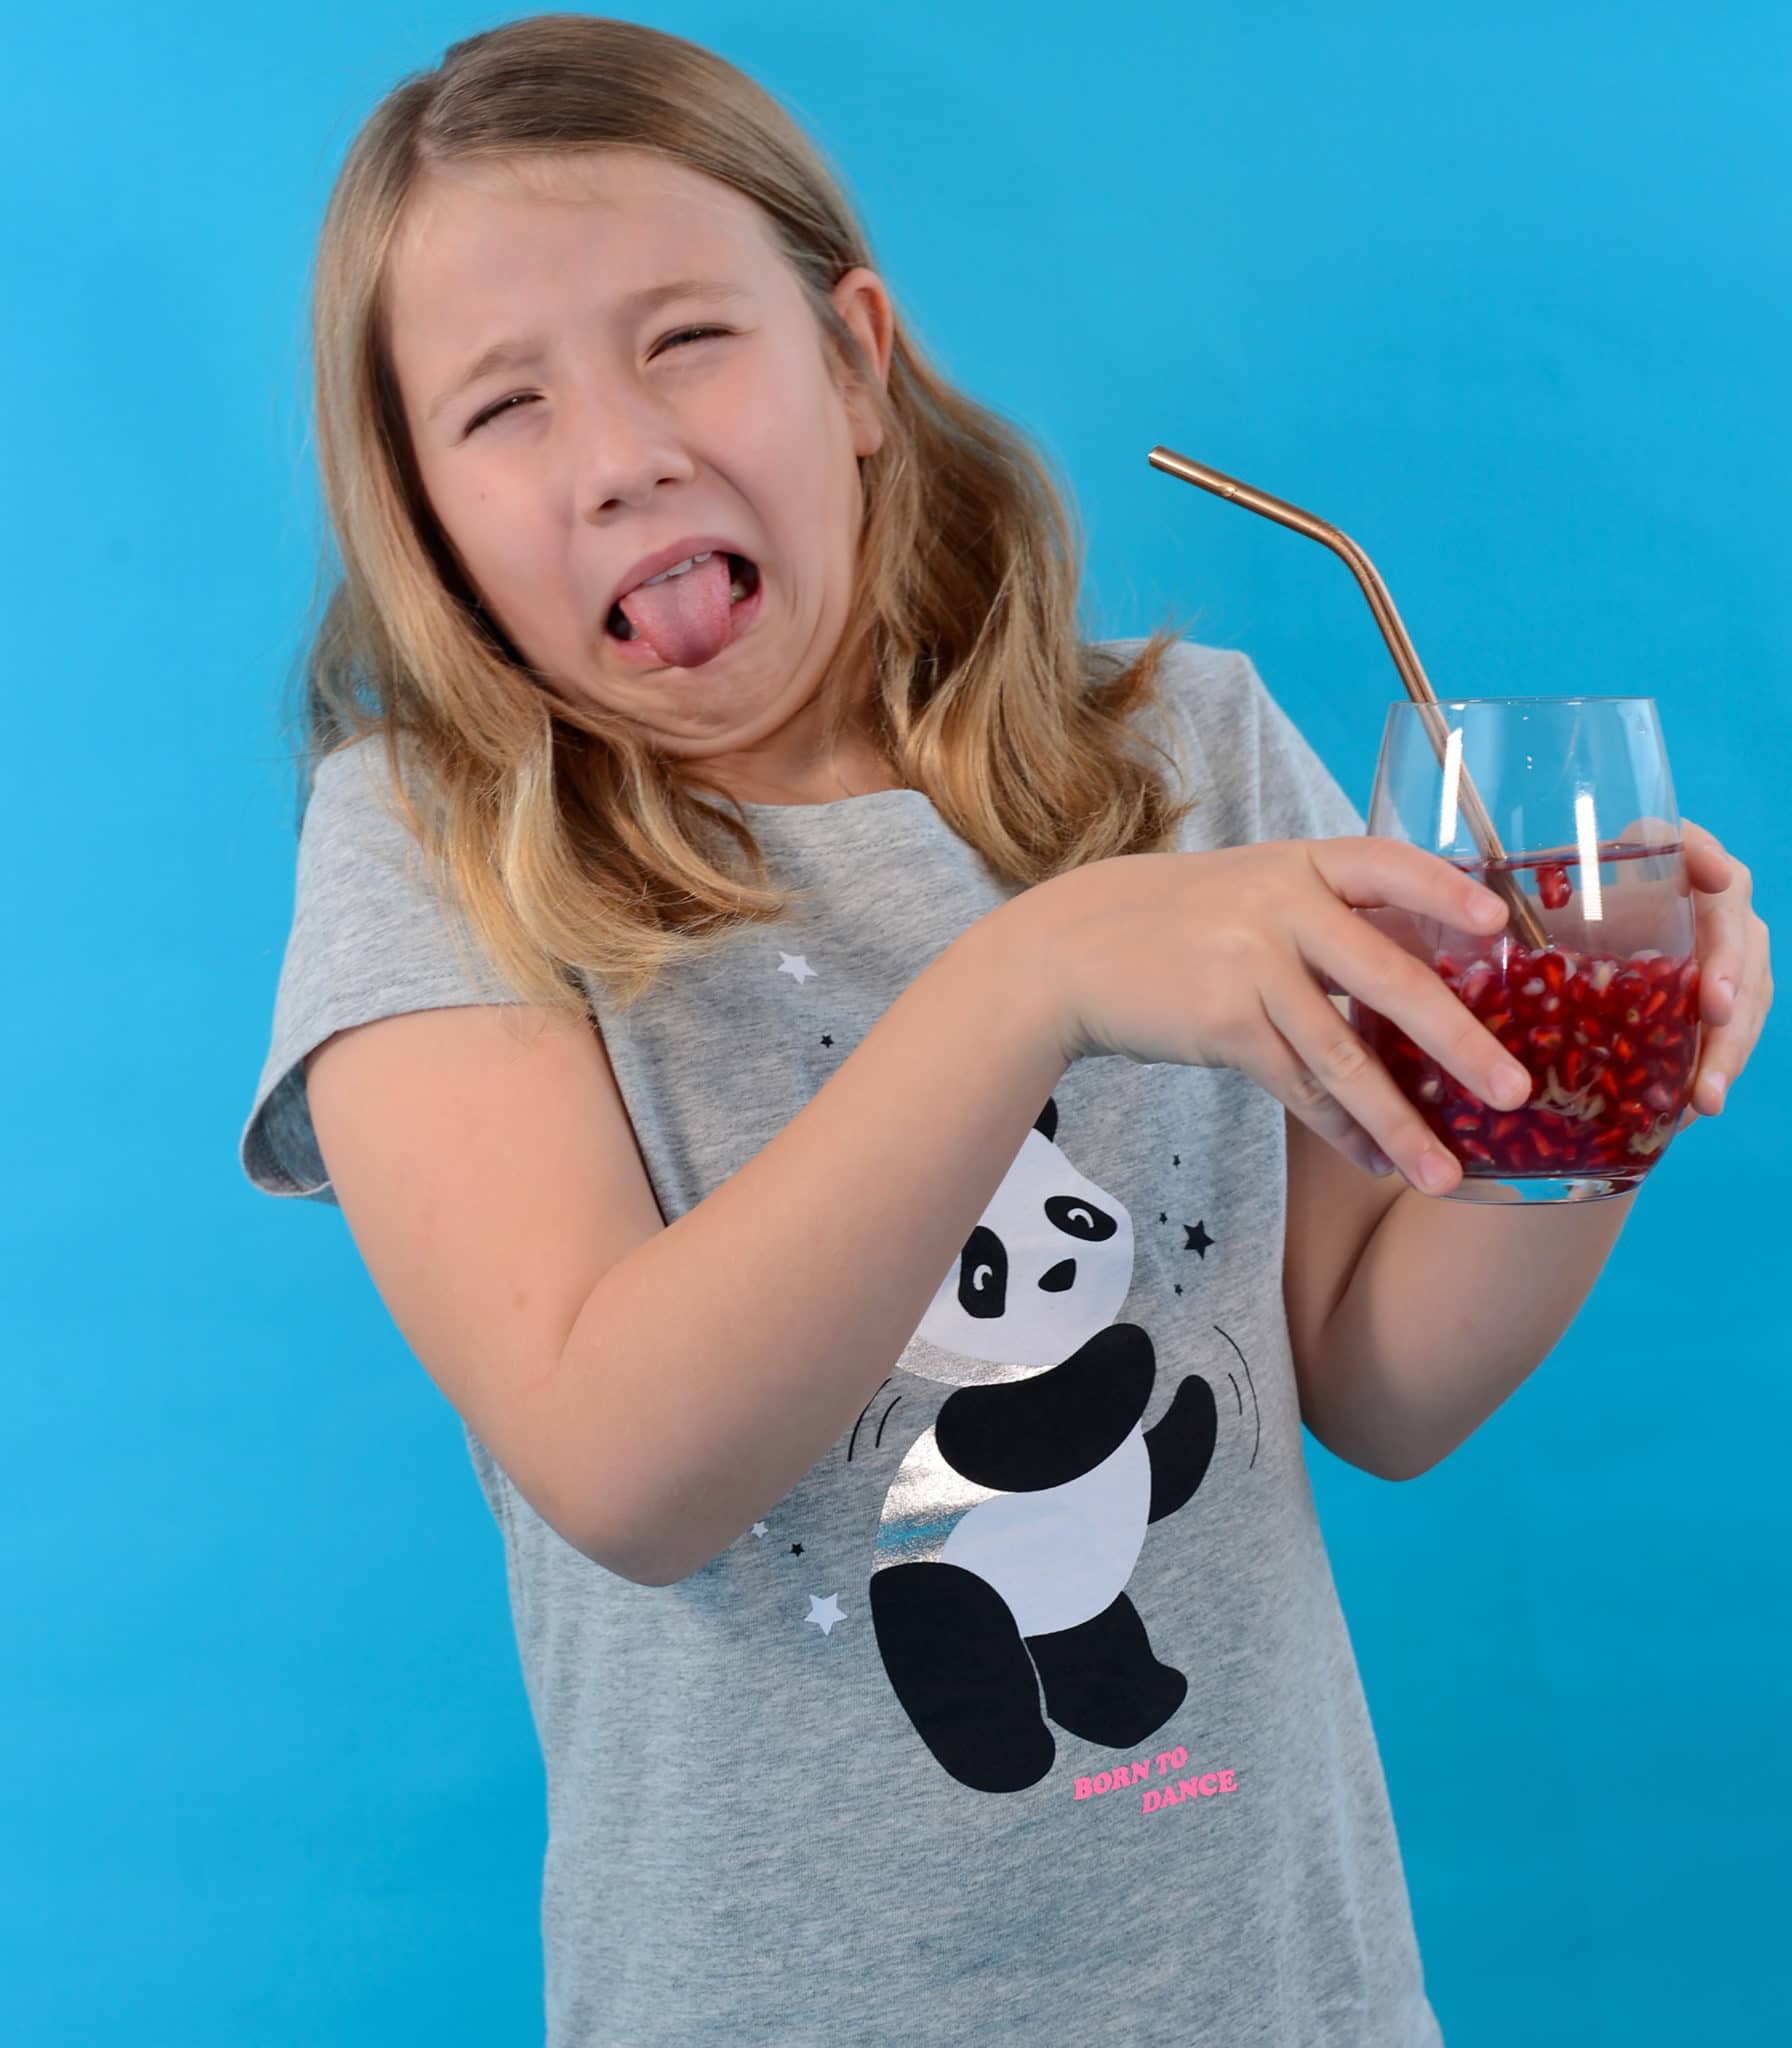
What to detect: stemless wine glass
<box><xmin>1350</xmin><ymin>697</ymin><xmax>1701</xmax><ymax>1203</ymax></box>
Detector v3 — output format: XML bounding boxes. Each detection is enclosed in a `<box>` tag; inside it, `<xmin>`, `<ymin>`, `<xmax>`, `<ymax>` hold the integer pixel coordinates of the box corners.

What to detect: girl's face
<box><xmin>385</xmin><ymin>148</ymin><xmax>894</xmax><ymax>798</ymax></box>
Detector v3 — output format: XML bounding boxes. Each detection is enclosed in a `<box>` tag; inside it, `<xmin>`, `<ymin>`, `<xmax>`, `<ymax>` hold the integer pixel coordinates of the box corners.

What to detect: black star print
<box><xmin>790</xmin><ymin>1543</ymin><xmax>805</xmax><ymax>1557</ymax></box>
<box><xmin>1173</xmin><ymin>1154</ymin><xmax>1181</xmax><ymax>1167</ymax></box>
<box><xmin>820</xmin><ymin>1036</ymin><xmax>833</xmax><ymax>1048</ymax></box>
<box><xmin>1158</xmin><ymin>1211</ymin><xmax>1168</xmax><ymax>1225</ymax></box>
<box><xmin>1173</xmin><ymin>1283</ymin><xmax>1184</xmax><ymax>1296</ymax></box>
<box><xmin>1185</xmin><ymin>1220</ymin><xmax>1214</xmax><ymax>1258</ymax></box>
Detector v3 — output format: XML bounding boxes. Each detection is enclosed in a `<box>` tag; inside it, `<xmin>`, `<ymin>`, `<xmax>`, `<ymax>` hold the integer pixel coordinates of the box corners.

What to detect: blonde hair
<box><xmin>287</xmin><ymin>12</ymin><xmax>1204</xmax><ymax>1013</ymax></box>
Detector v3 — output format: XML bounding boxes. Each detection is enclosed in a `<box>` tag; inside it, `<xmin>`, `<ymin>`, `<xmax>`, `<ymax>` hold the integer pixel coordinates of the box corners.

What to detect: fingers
<box><xmin>1694</xmin><ymin>844</ymin><xmax>1754</xmax><ymax>1020</ymax></box>
<box><xmin>1247</xmin><ymin>998</ymin><xmax>1403</xmax><ymax>1183</ymax></box>
<box><xmin>1701</xmin><ymin>953</ymin><xmax>1743</xmax><ymax>1027</ymax></box>
<box><xmin>1616</xmin><ymin>812</ymin><xmax>1682</xmax><ymax>853</ymax></box>
<box><xmin>1308</xmin><ymin>837</ymin><xmax>1510</xmax><ymax>932</ymax></box>
<box><xmin>1679</xmin><ymin>817</ymin><xmax>1736</xmax><ymax>896</ymax></box>
<box><xmin>1299</xmin><ymin>898</ymin><xmax>1533</xmax><ymax>1116</ymax></box>
<box><xmin>1687</xmin><ymin>842</ymin><xmax>1735</xmax><ymax>895</ymax></box>
<box><xmin>1299</xmin><ymin>836</ymin><xmax>1508</xmax><ymax>1001</ymax></box>
<box><xmin>1692</xmin><ymin>906</ymin><xmax>1771</xmax><ymax>1116</ymax></box>
<box><xmin>1257</xmin><ymin>978</ymin><xmax>1471</xmax><ymax>1195</ymax></box>
<box><xmin>1688</xmin><ymin>838</ymin><xmax>1759</xmax><ymax>1114</ymax></box>
<box><xmin>1253</xmin><ymin>829</ymin><xmax>1764</xmax><ymax>1182</ymax></box>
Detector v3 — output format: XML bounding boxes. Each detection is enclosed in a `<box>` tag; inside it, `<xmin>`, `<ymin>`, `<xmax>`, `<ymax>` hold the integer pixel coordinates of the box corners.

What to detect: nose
<box><xmin>576</xmin><ymin>384</ymin><xmax>698</xmax><ymax>517</ymax></box>
<box><xmin>1038</xmin><ymin>1259</ymin><xmax>1076</xmax><ymax>1293</ymax></box>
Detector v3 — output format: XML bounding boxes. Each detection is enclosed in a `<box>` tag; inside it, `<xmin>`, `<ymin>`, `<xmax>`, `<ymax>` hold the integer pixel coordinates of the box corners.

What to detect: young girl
<box><xmin>240</xmin><ymin>16</ymin><xmax>1767</xmax><ymax>2046</ymax></box>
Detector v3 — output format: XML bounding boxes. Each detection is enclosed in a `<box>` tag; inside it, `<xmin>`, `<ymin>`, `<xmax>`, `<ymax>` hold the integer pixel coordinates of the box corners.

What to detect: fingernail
<box><xmin>1367</xmin><ymin>1146</ymin><xmax>1396</xmax><ymax>1177</ymax></box>
<box><xmin>1418</xmin><ymin>1150</ymin><xmax>1455</xmax><ymax>1192</ymax></box>
<box><xmin>1705</xmin><ymin>1073</ymin><xmax>1727</xmax><ymax>1112</ymax></box>
<box><xmin>1498</xmin><ymin>1064</ymin><xmax>1532</xmax><ymax>1106</ymax></box>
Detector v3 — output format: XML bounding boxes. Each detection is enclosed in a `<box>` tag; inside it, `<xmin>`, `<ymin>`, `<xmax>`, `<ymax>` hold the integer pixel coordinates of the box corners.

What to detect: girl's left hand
<box><xmin>1678</xmin><ymin>817</ymin><xmax>1772</xmax><ymax>1125</ymax></box>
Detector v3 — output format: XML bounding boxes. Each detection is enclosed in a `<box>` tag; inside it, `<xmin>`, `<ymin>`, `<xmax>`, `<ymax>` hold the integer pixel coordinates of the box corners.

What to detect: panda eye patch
<box><xmin>957</xmin><ymin>1224</ymin><xmax>1009</xmax><ymax>1319</ymax></box>
<box><xmin>1046</xmin><ymin>1196</ymin><xmax>1118</xmax><ymax>1242</ymax></box>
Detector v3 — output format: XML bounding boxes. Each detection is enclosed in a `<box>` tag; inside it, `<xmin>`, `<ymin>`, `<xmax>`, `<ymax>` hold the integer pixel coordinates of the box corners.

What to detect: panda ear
<box><xmin>1033</xmin><ymin>1094</ymin><xmax>1058</xmax><ymax>1144</ymax></box>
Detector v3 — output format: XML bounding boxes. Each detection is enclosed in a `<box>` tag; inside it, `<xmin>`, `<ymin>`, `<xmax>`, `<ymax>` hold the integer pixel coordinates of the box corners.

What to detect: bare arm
<box><xmin>551</xmin><ymin>902</ymin><xmax>1067</xmax><ymax>1580</ymax></box>
<box><xmin>1285</xmin><ymin>1107</ymin><xmax>1637</xmax><ymax>1481</ymax></box>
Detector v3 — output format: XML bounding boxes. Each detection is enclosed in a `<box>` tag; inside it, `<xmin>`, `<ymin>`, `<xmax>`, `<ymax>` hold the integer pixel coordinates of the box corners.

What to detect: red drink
<box><xmin>1351</xmin><ymin>845</ymin><xmax>1701</xmax><ymax>1186</ymax></box>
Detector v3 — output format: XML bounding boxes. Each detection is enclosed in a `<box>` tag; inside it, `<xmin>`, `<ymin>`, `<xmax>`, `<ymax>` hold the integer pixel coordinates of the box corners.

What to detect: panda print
<box><xmin>868</xmin><ymin>1094</ymin><xmax>1218</xmax><ymax>1795</ymax></box>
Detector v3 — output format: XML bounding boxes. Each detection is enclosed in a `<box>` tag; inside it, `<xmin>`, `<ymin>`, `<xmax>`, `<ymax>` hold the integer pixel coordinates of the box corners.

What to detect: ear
<box><xmin>829</xmin><ymin>265</ymin><xmax>894</xmax><ymax>460</ymax></box>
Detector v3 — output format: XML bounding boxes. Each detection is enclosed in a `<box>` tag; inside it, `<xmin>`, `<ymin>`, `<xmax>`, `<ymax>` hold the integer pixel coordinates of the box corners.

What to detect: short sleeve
<box><xmin>1142</xmin><ymin>639</ymin><xmax>1367</xmax><ymax>846</ymax></box>
<box><xmin>238</xmin><ymin>736</ymin><xmax>532</xmax><ymax>1204</ymax></box>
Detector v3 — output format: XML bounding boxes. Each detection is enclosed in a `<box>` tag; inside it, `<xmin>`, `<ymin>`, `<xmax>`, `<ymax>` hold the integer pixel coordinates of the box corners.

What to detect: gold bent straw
<box><xmin>1147</xmin><ymin>445</ymin><xmax>1549</xmax><ymax>952</ymax></box>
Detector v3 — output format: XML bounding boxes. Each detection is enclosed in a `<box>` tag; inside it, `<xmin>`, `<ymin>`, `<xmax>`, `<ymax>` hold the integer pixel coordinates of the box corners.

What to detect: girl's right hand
<box><xmin>1023</xmin><ymin>838</ymin><xmax>1536</xmax><ymax>1191</ymax></box>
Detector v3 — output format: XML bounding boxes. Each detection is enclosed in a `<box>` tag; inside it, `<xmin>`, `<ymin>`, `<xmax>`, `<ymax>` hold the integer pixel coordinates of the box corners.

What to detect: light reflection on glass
<box><xmin>1437</xmin><ymin>725</ymin><xmax>1463</xmax><ymax>848</ymax></box>
<box><xmin>1574</xmin><ymin>789</ymin><xmax>1604</xmax><ymax>922</ymax></box>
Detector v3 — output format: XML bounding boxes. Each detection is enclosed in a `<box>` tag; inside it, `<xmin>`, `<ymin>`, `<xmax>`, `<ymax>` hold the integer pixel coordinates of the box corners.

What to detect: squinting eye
<box><xmin>464</xmin><ymin>327</ymin><xmax>730</xmax><ymax>435</ymax></box>
<box><xmin>466</xmin><ymin>394</ymin><xmax>534</xmax><ymax>434</ymax></box>
<box><xmin>656</xmin><ymin>324</ymin><xmax>730</xmax><ymax>353</ymax></box>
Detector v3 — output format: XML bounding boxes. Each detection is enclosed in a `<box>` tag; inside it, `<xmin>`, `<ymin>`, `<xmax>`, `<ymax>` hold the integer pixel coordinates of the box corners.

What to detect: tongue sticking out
<box><xmin>616</xmin><ymin>551</ymin><xmax>737</xmax><ymax>669</ymax></box>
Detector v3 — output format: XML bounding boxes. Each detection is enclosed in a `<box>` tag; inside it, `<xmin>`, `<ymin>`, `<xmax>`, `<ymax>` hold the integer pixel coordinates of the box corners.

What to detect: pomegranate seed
<box><xmin>1538</xmin><ymin>863</ymin><xmax>1572</xmax><ymax>910</ymax></box>
<box><xmin>1354</xmin><ymin>938</ymin><xmax>1697</xmax><ymax>1184</ymax></box>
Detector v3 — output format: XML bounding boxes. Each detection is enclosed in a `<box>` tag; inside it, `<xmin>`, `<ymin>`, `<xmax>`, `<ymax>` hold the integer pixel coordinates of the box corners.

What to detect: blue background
<box><xmin>7</xmin><ymin>3</ymin><xmax>1785</xmax><ymax>2042</ymax></box>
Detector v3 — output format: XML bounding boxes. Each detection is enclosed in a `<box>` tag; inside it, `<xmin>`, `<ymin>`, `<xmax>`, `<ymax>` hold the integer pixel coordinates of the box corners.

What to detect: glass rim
<box><xmin>1385</xmin><ymin>695</ymin><xmax>1658</xmax><ymax>710</ymax></box>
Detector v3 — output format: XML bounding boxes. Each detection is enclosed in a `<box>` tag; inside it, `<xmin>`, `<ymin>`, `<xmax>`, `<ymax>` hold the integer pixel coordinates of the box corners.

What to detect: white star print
<box><xmin>805</xmin><ymin>1593</ymin><xmax>847</xmax><ymax>1637</ymax></box>
<box><xmin>751</xmin><ymin>1522</ymin><xmax>768</xmax><ymax>1539</ymax></box>
<box><xmin>777</xmin><ymin>952</ymin><xmax>819</xmax><ymax>984</ymax></box>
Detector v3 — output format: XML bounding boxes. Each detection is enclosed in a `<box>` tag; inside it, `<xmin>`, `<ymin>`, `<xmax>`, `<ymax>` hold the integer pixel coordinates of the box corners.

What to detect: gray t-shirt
<box><xmin>240</xmin><ymin>638</ymin><xmax>1442</xmax><ymax>2047</ymax></box>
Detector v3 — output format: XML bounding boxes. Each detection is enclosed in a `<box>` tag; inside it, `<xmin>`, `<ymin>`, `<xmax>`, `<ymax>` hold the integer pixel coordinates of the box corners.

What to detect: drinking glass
<box><xmin>1350</xmin><ymin>697</ymin><xmax>1700</xmax><ymax>1203</ymax></box>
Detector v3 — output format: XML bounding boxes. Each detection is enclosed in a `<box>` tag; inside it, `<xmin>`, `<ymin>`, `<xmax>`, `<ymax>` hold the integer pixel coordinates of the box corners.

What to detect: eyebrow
<box><xmin>425</xmin><ymin>278</ymin><xmax>752</xmax><ymax>424</ymax></box>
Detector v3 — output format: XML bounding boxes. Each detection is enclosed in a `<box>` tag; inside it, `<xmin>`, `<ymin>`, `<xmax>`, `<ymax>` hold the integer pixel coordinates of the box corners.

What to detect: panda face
<box><xmin>902</xmin><ymin>1124</ymin><xmax>1136</xmax><ymax>1387</ymax></box>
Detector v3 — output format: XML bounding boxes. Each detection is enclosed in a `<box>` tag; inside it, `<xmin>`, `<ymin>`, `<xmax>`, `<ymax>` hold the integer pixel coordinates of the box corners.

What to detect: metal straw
<box><xmin>1146</xmin><ymin>445</ymin><xmax>1549</xmax><ymax>952</ymax></box>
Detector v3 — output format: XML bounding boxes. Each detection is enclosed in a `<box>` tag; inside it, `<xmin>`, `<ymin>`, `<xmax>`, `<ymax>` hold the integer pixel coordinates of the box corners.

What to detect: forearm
<box><xmin>559</xmin><ymin>892</ymin><xmax>1069</xmax><ymax>1583</ymax></box>
<box><xmin>1310</xmin><ymin>1182</ymin><xmax>1640</xmax><ymax>1481</ymax></box>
